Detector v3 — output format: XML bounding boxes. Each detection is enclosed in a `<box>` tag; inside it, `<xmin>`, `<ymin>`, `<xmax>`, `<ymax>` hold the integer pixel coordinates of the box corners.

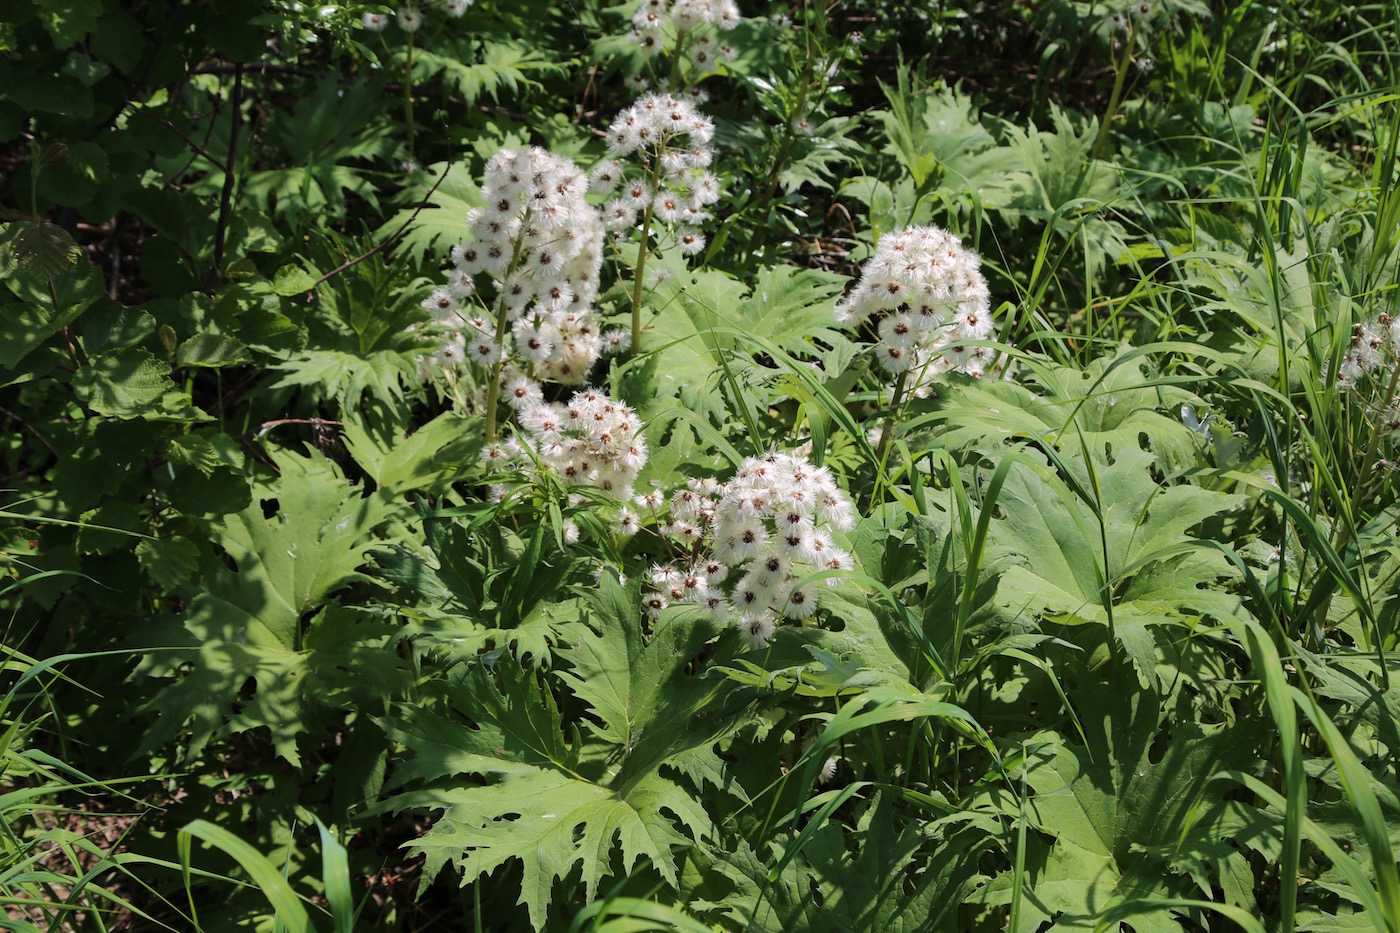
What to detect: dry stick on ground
<box><xmin>303</xmin><ymin>165</ymin><xmax>453</xmax><ymax>294</ymax></box>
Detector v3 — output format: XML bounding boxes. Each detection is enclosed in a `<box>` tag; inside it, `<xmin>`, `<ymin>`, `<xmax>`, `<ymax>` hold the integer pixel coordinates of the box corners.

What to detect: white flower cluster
<box><xmin>362</xmin><ymin>1</ymin><xmax>470</xmax><ymax>32</ymax></box>
<box><xmin>629</xmin><ymin>0</ymin><xmax>740</xmax><ymax>67</ymax></box>
<box><xmin>639</xmin><ymin>450</ymin><xmax>856</xmax><ymax>649</ymax></box>
<box><xmin>836</xmin><ymin>225</ymin><xmax>999</xmax><ymax>392</ymax></box>
<box><xmin>478</xmin><ymin>389</ymin><xmax>646</xmax><ymax>549</ymax></box>
<box><xmin>421</xmin><ymin>147</ymin><xmax>621</xmax><ymax>386</ymax></box>
<box><xmin>595</xmin><ymin>94</ymin><xmax>721</xmax><ymax>256</ymax></box>
<box><xmin>1337</xmin><ymin>313</ymin><xmax>1400</xmax><ymax>391</ymax></box>
<box><xmin>481</xmin><ymin>389</ymin><xmax>648</xmax><ymax>519</ymax></box>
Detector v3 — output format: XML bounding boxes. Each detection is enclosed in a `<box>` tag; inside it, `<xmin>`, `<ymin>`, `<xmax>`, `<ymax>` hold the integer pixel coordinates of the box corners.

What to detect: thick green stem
<box><xmin>1090</xmin><ymin>29</ymin><xmax>1134</xmax><ymax>163</ymax></box>
<box><xmin>630</xmin><ymin>204</ymin><xmax>655</xmax><ymax>355</ymax></box>
<box><xmin>483</xmin><ymin>214</ymin><xmax>533</xmax><ymax>439</ymax></box>
<box><xmin>745</xmin><ymin>73</ymin><xmax>813</xmax><ymax>260</ymax></box>
<box><xmin>668</xmin><ymin>28</ymin><xmax>688</xmax><ymax>89</ymax></box>
<box><xmin>483</xmin><ymin>311</ymin><xmax>513</xmax><ymax>441</ymax></box>
<box><xmin>875</xmin><ymin>370</ymin><xmax>908</xmax><ymax>468</ymax></box>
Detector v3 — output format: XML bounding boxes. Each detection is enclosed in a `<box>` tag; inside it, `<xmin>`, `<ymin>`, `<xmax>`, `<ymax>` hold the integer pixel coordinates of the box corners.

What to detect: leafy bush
<box><xmin>3</xmin><ymin>0</ymin><xmax>1400</xmax><ymax>930</ymax></box>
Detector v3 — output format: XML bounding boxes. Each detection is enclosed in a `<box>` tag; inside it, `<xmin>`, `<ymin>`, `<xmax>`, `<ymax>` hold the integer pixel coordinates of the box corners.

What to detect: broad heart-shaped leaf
<box><xmin>379</xmin><ymin>642</ymin><xmax>721</xmax><ymax>930</ymax></box>
<box><xmin>987</xmin><ymin>445</ymin><xmax>1242</xmax><ymax>687</ymax></box>
<box><xmin>974</xmin><ymin>683</ymin><xmax>1248</xmax><ymax>931</ymax></box>
<box><xmin>71</xmin><ymin>348</ymin><xmax>182</xmax><ymax>419</ymax></box>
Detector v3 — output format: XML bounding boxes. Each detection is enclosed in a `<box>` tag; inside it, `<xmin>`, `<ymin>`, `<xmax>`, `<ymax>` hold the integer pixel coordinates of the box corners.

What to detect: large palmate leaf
<box><xmin>375</xmin><ymin>160</ymin><xmax>483</xmax><ymax>269</ymax></box>
<box><xmin>380</xmin><ymin>575</ymin><xmax>749</xmax><ymax>929</ymax></box>
<box><xmin>379</xmin><ymin>493</ymin><xmax>591</xmax><ymax>667</ymax></box>
<box><xmin>907</xmin><ymin>353</ymin><xmax>1207</xmax><ymax>476</ymax></box>
<box><xmin>634</xmin><ymin>255</ymin><xmax>850</xmax><ymax>475</ymax></box>
<box><xmin>556</xmin><ymin>575</ymin><xmax>746</xmax><ymax>791</ymax></box>
<box><xmin>974</xmin><ymin>684</ymin><xmax>1248</xmax><ymax>931</ymax></box>
<box><xmin>381</xmin><ymin>667</ymin><xmax>707</xmax><ymax>930</ymax></box>
<box><xmin>340</xmin><ymin>408</ymin><xmax>483</xmax><ymax>496</ymax></box>
<box><xmin>270</xmin><ymin>348</ymin><xmax>422</xmax><ymax>409</ymax></box>
<box><xmin>1000</xmin><ymin>104</ymin><xmax>1131</xmax><ymax>281</ymax></box>
<box><xmin>202</xmin><ymin>449</ymin><xmax>400</xmax><ymax>649</ymax></box>
<box><xmin>133</xmin><ymin>449</ymin><xmax>407</xmax><ymax>762</ymax></box>
<box><xmin>701</xmin><ymin>795</ymin><xmax>990</xmax><ymax>932</ymax></box>
<box><xmin>239</xmin><ymin>75</ymin><xmax>394</xmax><ymax>226</ymax></box>
<box><xmin>988</xmin><ymin>446</ymin><xmax>1242</xmax><ymax>686</ymax></box>
<box><xmin>875</xmin><ymin>75</ymin><xmax>1028</xmax><ymax>210</ymax></box>
<box><xmin>411</xmin><ymin>40</ymin><xmax>563</xmax><ymax>107</ymax></box>
<box><xmin>636</xmin><ymin>252</ymin><xmax>748</xmax><ymax>423</ymax></box>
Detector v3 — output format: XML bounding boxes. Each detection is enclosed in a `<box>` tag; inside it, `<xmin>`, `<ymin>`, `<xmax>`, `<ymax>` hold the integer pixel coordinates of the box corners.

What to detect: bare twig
<box><xmin>0</xmin><ymin>403</ymin><xmax>59</xmax><ymax>459</ymax></box>
<box><xmin>135</xmin><ymin>109</ymin><xmax>229</xmax><ymax>177</ymax></box>
<box><xmin>238</xmin><ymin>418</ymin><xmax>344</xmax><ymax>440</ymax></box>
<box><xmin>305</xmin><ymin>164</ymin><xmax>453</xmax><ymax>291</ymax></box>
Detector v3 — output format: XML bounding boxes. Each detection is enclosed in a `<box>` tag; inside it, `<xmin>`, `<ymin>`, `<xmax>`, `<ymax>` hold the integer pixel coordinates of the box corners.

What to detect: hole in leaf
<box><xmin>1148</xmin><ymin>727</ymin><xmax>1171</xmax><ymax>765</ymax></box>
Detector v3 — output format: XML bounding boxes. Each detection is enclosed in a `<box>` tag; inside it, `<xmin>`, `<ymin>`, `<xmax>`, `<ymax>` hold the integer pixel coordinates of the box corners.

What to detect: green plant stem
<box><xmin>211</xmin><ymin>62</ymin><xmax>243</xmax><ymax>287</ymax></box>
<box><xmin>484</xmin><ymin>312</ymin><xmax>512</xmax><ymax>440</ymax></box>
<box><xmin>1091</xmin><ymin>30</ymin><xmax>1134</xmax><ymax>162</ymax></box>
<box><xmin>874</xmin><ymin>370</ymin><xmax>909</xmax><ymax>467</ymax></box>
<box><xmin>483</xmin><ymin>215</ymin><xmax>533</xmax><ymax>439</ymax></box>
<box><xmin>668</xmin><ymin>29</ymin><xmax>688</xmax><ymax>89</ymax></box>
<box><xmin>745</xmin><ymin>74</ymin><xmax>813</xmax><ymax>260</ymax></box>
<box><xmin>630</xmin><ymin>205</ymin><xmax>655</xmax><ymax>355</ymax></box>
<box><xmin>404</xmin><ymin>31</ymin><xmax>416</xmax><ymax>161</ymax></box>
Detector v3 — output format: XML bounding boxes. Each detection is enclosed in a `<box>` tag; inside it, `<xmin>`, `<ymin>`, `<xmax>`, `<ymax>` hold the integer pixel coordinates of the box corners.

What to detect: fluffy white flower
<box><xmin>838</xmin><ymin>224</ymin><xmax>1001</xmax><ymax>389</ymax></box>
<box><xmin>424</xmin><ymin>147</ymin><xmax>606</xmax><ymax>387</ymax></box>
<box><xmin>602</xmin><ymin>94</ymin><xmax>719</xmax><ymax>261</ymax></box>
<box><xmin>642</xmin><ymin>449</ymin><xmax>856</xmax><ymax>643</ymax></box>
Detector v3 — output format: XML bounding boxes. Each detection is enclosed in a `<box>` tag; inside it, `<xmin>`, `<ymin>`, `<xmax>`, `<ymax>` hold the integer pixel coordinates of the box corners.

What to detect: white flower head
<box><xmin>840</xmin><ymin>224</ymin><xmax>999</xmax><ymax>390</ymax></box>
<box><xmin>640</xmin><ymin>449</ymin><xmax>855</xmax><ymax>641</ymax></box>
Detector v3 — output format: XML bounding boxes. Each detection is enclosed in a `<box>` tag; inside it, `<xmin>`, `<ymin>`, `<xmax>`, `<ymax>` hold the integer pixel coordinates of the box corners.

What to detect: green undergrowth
<box><xmin>3</xmin><ymin>0</ymin><xmax>1400</xmax><ymax>930</ymax></box>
